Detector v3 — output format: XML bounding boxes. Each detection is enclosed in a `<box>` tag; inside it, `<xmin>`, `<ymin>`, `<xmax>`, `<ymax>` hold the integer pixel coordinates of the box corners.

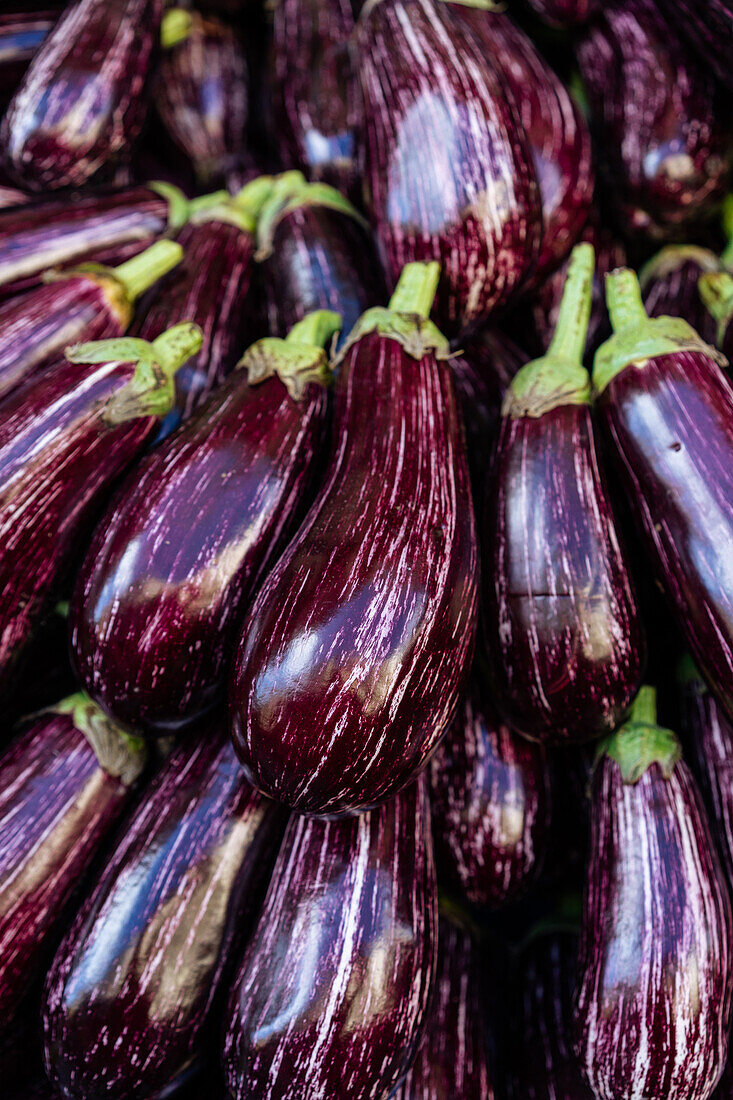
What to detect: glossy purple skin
<box><xmin>598</xmin><ymin>350</ymin><xmax>733</xmax><ymax>724</ymax></box>
<box><xmin>1</xmin><ymin>0</ymin><xmax>162</xmax><ymax>191</ymax></box>
<box><xmin>356</xmin><ymin>0</ymin><xmax>542</xmax><ymax>336</ymax></box>
<box><xmin>0</xmin><ymin>10</ymin><xmax>54</xmax><ymax>97</ymax></box>
<box><xmin>71</xmin><ymin>368</ymin><xmax>329</xmax><ymax>734</ymax></box>
<box><xmin>484</xmin><ymin>403</ymin><xmax>644</xmax><ymax>743</ymax></box>
<box><xmin>526</xmin><ymin>0</ymin><xmax>597</xmax><ymax>25</ymax></box>
<box><xmin>230</xmin><ymin>330</ymin><xmax>479</xmax><ymax>815</ymax></box>
<box><xmin>576</xmin><ymin>0</ymin><xmax>730</xmax><ymax>240</ymax></box>
<box><xmin>43</xmin><ymin>728</ymin><xmax>286</xmax><ymax>1100</ymax></box>
<box><xmin>223</xmin><ymin>777</ymin><xmax>437</xmax><ymax>1100</ymax></box>
<box><xmin>429</xmin><ymin>681</ymin><xmax>550</xmax><ymax>908</ymax></box>
<box><xmin>641</xmin><ymin>249</ymin><xmax>720</xmax><ymax>346</ymax></box>
<box><xmin>574</xmin><ymin>753</ymin><xmax>732</xmax><ymax>1100</ymax></box>
<box><xmin>656</xmin><ymin>0</ymin><xmax>733</xmax><ymax>90</ymax></box>
<box><xmin>271</xmin><ymin>0</ymin><xmax>357</xmax><ymax>199</ymax></box>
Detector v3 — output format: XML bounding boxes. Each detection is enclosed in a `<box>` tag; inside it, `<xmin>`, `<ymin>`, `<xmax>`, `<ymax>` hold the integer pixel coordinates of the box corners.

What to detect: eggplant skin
<box><xmin>526</xmin><ymin>0</ymin><xmax>597</xmax><ymax>26</ymax></box>
<box><xmin>574</xmin><ymin>755</ymin><xmax>732</xmax><ymax>1100</ymax></box>
<box><xmin>0</xmin><ymin>10</ymin><xmax>55</xmax><ymax>98</ymax></box>
<box><xmin>429</xmin><ymin>681</ymin><xmax>550</xmax><ymax>908</ymax></box>
<box><xmin>641</xmin><ymin>248</ymin><xmax>720</xmax><ymax>347</ymax></box>
<box><xmin>230</xmin><ymin>331</ymin><xmax>479</xmax><ymax>816</ymax></box>
<box><xmin>223</xmin><ymin>777</ymin><xmax>437</xmax><ymax>1100</ymax></box>
<box><xmin>356</xmin><ymin>0</ymin><xmax>541</xmax><ymax>335</ymax></box>
<box><xmin>655</xmin><ymin>0</ymin><xmax>733</xmax><ymax>91</ymax></box>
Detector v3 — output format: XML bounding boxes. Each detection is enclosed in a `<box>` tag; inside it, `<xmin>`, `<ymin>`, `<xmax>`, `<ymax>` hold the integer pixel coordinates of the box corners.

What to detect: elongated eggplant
<box><xmin>230</xmin><ymin>264</ymin><xmax>478</xmax><ymax>815</ymax></box>
<box><xmin>655</xmin><ymin>0</ymin><xmax>733</xmax><ymax>91</ymax></box>
<box><xmin>356</xmin><ymin>0</ymin><xmax>542</xmax><ymax>335</ymax></box>
<box><xmin>0</xmin><ymin>182</ymin><xmax>29</xmax><ymax>208</ymax></box>
<box><xmin>576</xmin><ymin>0</ymin><xmax>729</xmax><ymax>239</ymax></box>
<box><xmin>43</xmin><ymin>724</ymin><xmax>285</xmax><ymax>1100</ymax></box>
<box><xmin>641</xmin><ymin>245</ymin><xmax>721</xmax><ymax>346</ymax></box>
<box><xmin>594</xmin><ymin>268</ymin><xmax>733</xmax><ymax>722</ymax></box>
<box><xmin>699</xmin><ymin>269</ymin><xmax>733</xmax><ymax>362</ymax></box>
<box><xmin>71</xmin><ymin>311</ymin><xmax>339</xmax><ymax>735</ymax></box>
<box><xmin>573</xmin><ymin>687</ymin><xmax>733</xmax><ymax>1100</ymax></box>
<box><xmin>484</xmin><ymin>244</ymin><xmax>643</xmax><ymax>743</ymax></box>
<box><xmin>525</xmin><ymin>0</ymin><xmax>597</xmax><ymax>27</ymax></box>
<box><xmin>223</xmin><ymin>776</ymin><xmax>437</xmax><ymax>1100</ymax></box>
<box><xmin>0</xmin><ymin>323</ymin><xmax>202</xmax><ymax>700</ymax></box>
<box><xmin>1</xmin><ymin>0</ymin><xmax>162</xmax><ymax>191</ymax></box>
<box><xmin>0</xmin><ymin>239</ymin><xmax>182</xmax><ymax>403</ymax></box>
<box><xmin>0</xmin><ymin>9</ymin><xmax>55</xmax><ymax>98</ymax></box>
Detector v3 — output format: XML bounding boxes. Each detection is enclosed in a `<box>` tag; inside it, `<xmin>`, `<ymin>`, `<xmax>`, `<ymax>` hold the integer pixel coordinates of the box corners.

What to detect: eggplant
<box><xmin>594</xmin><ymin>268</ymin><xmax>733</xmax><ymax>723</ymax></box>
<box><xmin>699</xmin><ymin>268</ymin><xmax>733</xmax><ymax>362</ymax></box>
<box><xmin>430</xmin><ymin>678</ymin><xmax>550</xmax><ymax>908</ymax></box>
<box><xmin>576</xmin><ymin>0</ymin><xmax>729</xmax><ymax>240</ymax></box>
<box><xmin>640</xmin><ymin>245</ymin><xmax>721</xmax><ymax>347</ymax></box>
<box><xmin>1</xmin><ymin>0</ymin><xmax>162</xmax><ymax>191</ymax></box>
<box><xmin>71</xmin><ymin>311</ymin><xmax>340</xmax><ymax>735</ymax></box>
<box><xmin>573</xmin><ymin>687</ymin><xmax>733</xmax><ymax>1100</ymax></box>
<box><xmin>655</xmin><ymin>0</ymin><xmax>733</xmax><ymax>92</ymax></box>
<box><xmin>0</xmin><ymin>239</ymin><xmax>182</xmax><ymax>404</ymax></box>
<box><xmin>43</xmin><ymin>724</ymin><xmax>286</xmax><ymax>1100</ymax></box>
<box><xmin>223</xmin><ymin>776</ymin><xmax>437</xmax><ymax>1100</ymax></box>
<box><xmin>0</xmin><ymin>182</ymin><xmax>30</xmax><ymax>207</ymax></box>
<box><xmin>356</xmin><ymin>0</ymin><xmax>542</xmax><ymax>335</ymax></box>
<box><xmin>0</xmin><ymin>9</ymin><xmax>55</xmax><ymax>98</ymax></box>
<box><xmin>525</xmin><ymin>0</ymin><xmax>597</xmax><ymax>27</ymax></box>
<box><xmin>230</xmin><ymin>263</ymin><xmax>478</xmax><ymax>815</ymax></box>
<box><xmin>156</xmin><ymin>9</ymin><xmax>248</xmax><ymax>188</ymax></box>
<box><xmin>0</xmin><ymin>323</ymin><xmax>202</xmax><ymax>699</ymax></box>
<box><xmin>484</xmin><ymin>244</ymin><xmax>643</xmax><ymax>743</ymax></box>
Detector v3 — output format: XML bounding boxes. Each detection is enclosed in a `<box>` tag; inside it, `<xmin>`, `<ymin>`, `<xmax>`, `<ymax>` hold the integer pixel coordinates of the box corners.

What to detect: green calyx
<box><xmin>65</xmin><ymin>322</ymin><xmax>203</xmax><ymax>424</ymax></box>
<box><xmin>721</xmin><ymin>194</ymin><xmax>733</xmax><ymax>270</ymax></box>
<box><xmin>504</xmin><ymin>242</ymin><xmax>594</xmax><ymax>419</ymax></box>
<box><xmin>639</xmin><ymin>245</ymin><xmax>721</xmax><ymax>290</ymax></box>
<box><xmin>160</xmin><ymin>7</ymin><xmax>194</xmax><ymax>48</ymax></box>
<box><xmin>145</xmin><ymin>183</ymin><xmax>231</xmax><ymax>234</ymax></box>
<box><xmin>112</xmin><ymin>240</ymin><xmax>183</xmax><ymax>301</ymax></box>
<box><xmin>50</xmin><ymin>692</ymin><xmax>147</xmax><ymax>786</ymax></box>
<box><xmin>254</xmin><ymin>170</ymin><xmax>368</xmax><ymax>260</ymax></box>
<box><xmin>699</xmin><ymin>270</ymin><xmax>733</xmax><ymax>349</ymax></box>
<box><xmin>597</xmin><ymin>686</ymin><xmax>681</xmax><ymax>785</ymax></box>
<box><xmin>237</xmin><ymin>309</ymin><xmax>341</xmax><ymax>400</ymax></box>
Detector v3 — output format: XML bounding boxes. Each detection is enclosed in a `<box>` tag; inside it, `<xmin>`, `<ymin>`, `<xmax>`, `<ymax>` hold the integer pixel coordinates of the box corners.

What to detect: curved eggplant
<box><xmin>223</xmin><ymin>777</ymin><xmax>437</xmax><ymax>1100</ymax></box>
<box><xmin>594</xmin><ymin>268</ymin><xmax>733</xmax><ymax>723</ymax></box>
<box><xmin>655</xmin><ymin>0</ymin><xmax>733</xmax><ymax>91</ymax></box>
<box><xmin>699</xmin><ymin>268</ymin><xmax>733</xmax><ymax>362</ymax></box>
<box><xmin>430</xmin><ymin>679</ymin><xmax>550</xmax><ymax>908</ymax></box>
<box><xmin>356</xmin><ymin>0</ymin><xmax>542</xmax><ymax>335</ymax></box>
<box><xmin>484</xmin><ymin>244</ymin><xmax>644</xmax><ymax>743</ymax></box>
<box><xmin>1</xmin><ymin>0</ymin><xmax>162</xmax><ymax>191</ymax></box>
<box><xmin>43</xmin><ymin>725</ymin><xmax>285</xmax><ymax>1100</ymax></box>
<box><xmin>573</xmin><ymin>687</ymin><xmax>733</xmax><ymax>1100</ymax></box>
<box><xmin>0</xmin><ymin>9</ymin><xmax>55</xmax><ymax>98</ymax></box>
<box><xmin>525</xmin><ymin>0</ymin><xmax>597</xmax><ymax>27</ymax></box>
<box><xmin>71</xmin><ymin>311</ymin><xmax>339</xmax><ymax>735</ymax></box>
<box><xmin>230</xmin><ymin>263</ymin><xmax>478</xmax><ymax>815</ymax></box>
<box><xmin>640</xmin><ymin>245</ymin><xmax>721</xmax><ymax>346</ymax></box>
<box><xmin>0</xmin><ymin>324</ymin><xmax>202</xmax><ymax>699</ymax></box>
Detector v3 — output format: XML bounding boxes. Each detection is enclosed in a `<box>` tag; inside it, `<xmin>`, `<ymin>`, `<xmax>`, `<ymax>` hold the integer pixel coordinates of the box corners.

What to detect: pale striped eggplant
<box><xmin>573</xmin><ymin>687</ymin><xmax>733</xmax><ymax>1100</ymax></box>
<box><xmin>223</xmin><ymin>777</ymin><xmax>437</xmax><ymax>1100</ymax></box>
<box><xmin>0</xmin><ymin>9</ymin><xmax>55</xmax><ymax>98</ymax></box>
<box><xmin>655</xmin><ymin>0</ymin><xmax>733</xmax><ymax>90</ymax></box>
<box><xmin>230</xmin><ymin>263</ymin><xmax>478</xmax><ymax>815</ymax></box>
<box><xmin>699</xmin><ymin>268</ymin><xmax>733</xmax><ymax>362</ymax></box>
<box><xmin>641</xmin><ymin>245</ymin><xmax>721</xmax><ymax>346</ymax></box>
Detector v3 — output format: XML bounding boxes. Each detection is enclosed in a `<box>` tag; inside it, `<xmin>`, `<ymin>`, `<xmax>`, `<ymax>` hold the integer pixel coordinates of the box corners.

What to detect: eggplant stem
<box><xmin>234</xmin><ymin>175</ymin><xmax>277</xmax><ymax>223</ymax></box>
<box><xmin>721</xmin><ymin>195</ymin><xmax>733</xmax><ymax>269</ymax></box>
<box><xmin>161</xmin><ymin>7</ymin><xmax>194</xmax><ymax>47</ymax></box>
<box><xmin>605</xmin><ymin>268</ymin><xmax>649</xmax><ymax>333</ymax></box>
<box><xmin>388</xmin><ymin>262</ymin><xmax>441</xmax><ymax>319</ymax></box>
<box><xmin>286</xmin><ymin>311</ymin><xmax>342</xmax><ymax>349</ymax></box>
<box><xmin>598</xmin><ymin>685</ymin><xmax>682</xmax><ymax>785</ymax></box>
<box><xmin>113</xmin><ymin>241</ymin><xmax>183</xmax><ymax>302</ymax></box>
<box><xmin>547</xmin><ymin>242</ymin><xmax>594</xmax><ymax>365</ymax></box>
<box><xmin>49</xmin><ymin>692</ymin><xmax>147</xmax><ymax>786</ymax></box>
<box><xmin>627</xmin><ymin>685</ymin><xmax>657</xmax><ymax>726</ymax></box>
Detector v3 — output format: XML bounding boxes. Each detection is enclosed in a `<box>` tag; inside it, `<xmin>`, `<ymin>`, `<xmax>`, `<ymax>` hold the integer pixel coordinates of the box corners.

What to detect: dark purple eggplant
<box><xmin>156</xmin><ymin>9</ymin><xmax>248</xmax><ymax>188</ymax></box>
<box><xmin>0</xmin><ymin>9</ymin><xmax>55</xmax><ymax>98</ymax></box>
<box><xmin>640</xmin><ymin>245</ymin><xmax>721</xmax><ymax>346</ymax></box>
<box><xmin>356</xmin><ymin>0</ymin><xmax>542</xmax><ymax>335</ymax></box>
<box><xmin>699</xmin><ymin>268</ymin><xmax>733</xmax><ymax>362</ymax></box>
<box><xmin>655</xmin><ymin>0</ymin><xmax>733</xmax><ymax>91</ymax></box>
<box><xmin>594</xmin><ymin>267</ymin><xmax>733</xmax><ymax>724</ymax></box>
<box><xmin>0</xmin><ymin>323</ymin><xmax>201</xmax><ymax>700</ymax></box>
<box><xmin>484</xmin><ymin>244</ymin><xmax>643</xmax><ymax>743</ymax></box>
<box><xmin>1</xmin><ymin>0</ymin><xmax>162</xmax><ymax>191</ymax></box>
<box><xmin>576</xmin><ymin>0</ymin><xmax>730</xmax><ymax>240</ymax></box>
<box><xmin>43</xmin><ymin>724</ymin><xmax>285</xmax><ymax>1100</ymax></box>
<box><xmin>573</xmin><ymin>686</ymin><xmax>733</xmax><ymax>1100</ymax></box>
<box><xmin>525</xmin><ymin>0</ymin><xmax>597</xmax><ymax>27</ymax></box>
<box><xmin>230</xmin><ymin>263</ymin><xmax>478</xmax><ymax>815</ymax></box>
<box><xmin>0</xmin><ymin>239</ymin><xmax>182</xmax><ymax>403</ymax></box>
<box><xmin>430</xmin><ymin>679</ymin><xmax>550</xmax><ymax>908</ymax></box>
<box><xmin>71</xmin><ymin>311</ymin><xmax>339</xmax><ymax>735</ymax></box>
<box><xmin>223</xmin><ymin>776</ymin><xmax>437</xmax><ymax>1100</ymax></box>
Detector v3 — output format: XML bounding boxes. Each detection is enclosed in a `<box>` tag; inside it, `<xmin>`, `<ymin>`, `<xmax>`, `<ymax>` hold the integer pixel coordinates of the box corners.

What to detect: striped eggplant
<box><xmin>429</xmin><ymin>678</ymin><xmax>550</xmax><ymax>908</ymax></box>
<box><xmin>0</xmin><ymin>239</ymin><xmax>182</xmax><ymax>403</ymax></box>
<box><xmin>0</xmin><ymin>9</ymin><xmax>55</xmax><ymax>98</ymax></box>
<box><xmin>71</xmin><ymin>311</ymin><xmax>339</xmax><ymax>735</ymax></box>
<box><xmin>655</xmin><ymin>0</ymin><xmax>733</xmax><ymax>91</ymax></box>
<box><xmin>484</xmin><ymin>244</ymin><xmax>643</xmax><ymax>743</ymax></box>
<box><xmin>576</xmin><ymin>0</ymin><xmax>729</xmax><ymax>240</ymax></box>
<box><xmin>230</xmin><ymin>263</ymin><xmax>478</xmax><ymax>815</ymax></box>
<box><xmin>1</xmin><ymin>0</ymin><xmax>162</xmax><ymax>191</ymax></box>
<box><xmin>573</xmin><ymin>687</ymin><xmax>733</xmax><ymax>1100</ymax></box>
<box><xmin>0</xmin><ymin>324</ymin><xmax>202</xmax><ymax>700</ymax></box>
<box><xmin>641</xmin><ymin>245</ymin><xmax>721</xmax><ymax>347</ymax></box>
<box><xmin>0</xmin><ymin>182</ymin><xmax>29</xmax><ymax>208</ymax></box>
<box><xmin>43</xmin><ymin>724</ymin><xmax>286</xmax><ymax>1100</ymax></box>
<box><xmin>356</xmin><ymin>0</ymin><xmax>542</xmax><ymax>335</ymax></box>
<box><xmin>699</xmin><ymin>269</ymin><xmax>733</xmax><ymax>362</ymax></box>
<box><xmin>525</xmin><ymin>0</ymin><xmax>597</xmax><ymax>26</ymax></box>
<box><xmin>156</xmin><ymin>9</ymin><xmax>248</xmax><ymax>188</ymax></box>
<box><xmin>223</xmin><ymin>776</ymin><xmax>437</xmax><ymax>1100</ymax></box>
<box><xmin>594</xmin><ymin>268</ymin><xmax>733</xmax><ymax>723</ymax></box>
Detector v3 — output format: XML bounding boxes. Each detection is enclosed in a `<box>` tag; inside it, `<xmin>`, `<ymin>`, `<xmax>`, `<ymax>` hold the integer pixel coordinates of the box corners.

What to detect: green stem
<box><xmin>605</xmin><ymin>268</ymin><xmax>649</xmax><ymax>333</ymax></box>
<box><xmin>547</xmin><ymin>242</ymin><xmax>594</xmax><ymax>364</ymax></box>
<box><xmin>388</xmin><ymin>262</ymin><xmax>441</xmax><ymax>318</ymax></box>
<box><xmin>188</xmin><ymin>190</ymin><xmax>230</xmax><ymax>217</ymax></box>
<box><xmin>234</xmin><ymin>175</ymin><xmax>277</xmax><ymax>222</ymax></box>
<box><xmin>677</xmin><ymin>654</ymin><xmax>706</xmax><ymax>691</ymax></box>
<box><xmin>161</xmin><ymin>7</ymin><xmax>193</xmax><ymax>47</ymax></box>
<box><xmin>628</xmin><ymin>685</ymin><xmax>657</xmax><ymax>726</ymax></box>
<box><xmin>698</xmin><ymin>270</ymin><xmax>733</xmax><ymax>326</ymax></box>
<box><xmin>598</xmin><ymin>684</ymin><xmax>681</xmax><ymax>785</ymax></box>
<box><xmin>286</xmin><ymin>310</ymin><xmax>342</xmax><ymax>349</ymax></box>
<box><xmin>113</xmin><ymin>241</ymin><xmax>183</xmax><ymax>302</ymax></box>
<box><xmin>50</xmin><ymin>692</ymin><xmax>147</xmax><ymax>786</ymax></box>
<box><xmin>721</xmin><ymin>195</ymin><xmax>733</xmax><ymax>270</ymax></box>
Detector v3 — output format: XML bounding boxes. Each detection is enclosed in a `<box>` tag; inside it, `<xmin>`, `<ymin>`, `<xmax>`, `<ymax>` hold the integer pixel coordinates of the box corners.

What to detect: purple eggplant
<box><xmin>484</xmin><ymin>244</ymin><xmax>643</xmax><ymax>743</ymax></box>
<box><xmin>1</xmin><ymin>0</ymin><xmax>162</xmax><ymax>191</ymax></box>
<box><xmin>230</xmin><ymin>263</ymin><xmax>478</xmax><ymax>815</ymax></box>
<box><xmin>655</xmin><ymin>0</ymin><xmax>733</xmax><ymax>91</ymax></box>
<box><xmin>0</xmin><ymin>9</ymin><xmax>55</xmax><ymax>98</ymax></box>
<box><xmin>594</xmin><ymin>267</ymin><xmax>733</xmax><ymax>723</ymax></box>
<box><xmin>699</xmin><ymin>268</ymin><xmax>733</xmax><ymax>362</ymax></box>
<box><xmin>43</xmin><ymin>724</ymin><xmax>285</xmax><ymax>1100</ymax></box>
<box><xmin>525</xmin><ymin>0</ymin><xmax>597</xmax><ymax>27</ymax></box>
<box><xmin>71</xmin><ymin>311</ymin><xmax>340</xmax><ymax>735</ymax></box>
<box><xmin>573</xmin><ymin>687</ymin><xmax>733</xmax><ymax>1100</ymax></box>
<box><xmin>223</xmin><ymin>776</ymin><xmax>437</xmax><ymax>1100</ymax></box>
<box><xmin>356</xmin><ymin>0</ymin><xmax>542</xmax><ymax>335</ymax></box>
<box><xmin>0</xmin><ymin>182</ymin><xmax>30</xmax><ymax>208</ymax></box>
<box><xmin>576</xmin><ymin>0</ymin><xmax>730</xmax><ymax>240</ymax></box>
<box><xmin>430</xmin><ymin>679</ymin><xmax>550</xmax><ymax>908</ymax></box>
<box><xmin>0</xmin><ymin>323</ymin><xmax>202</xmax><ymax>700</ymax></box>
<box><xmin>640</xmin><ymin>245</ymin><xmax>721</xmax><ymax>346</ymax></box>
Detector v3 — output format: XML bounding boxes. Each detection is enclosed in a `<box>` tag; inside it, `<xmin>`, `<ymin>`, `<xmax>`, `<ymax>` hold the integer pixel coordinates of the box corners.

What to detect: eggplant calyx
<box><xmin>254</xmin><ymin>170</ymin><xmax>368</xmax><ymax>260</ymax></box>
<box><xmin>597</xmin><ymin>686</ymin><xmax>681</xmax><ymax>785</ymax></box>
<box><xmin>147</xmin><ymin>181</ymin><xmax>191</xmax><ymax>232</ymax></box>
<box><xmin>699</xmin><ymin>270</ymin><xmax>733</xmax><ymax>348</ymax></box>
<box><xmin>49</xmin><ymin>692</ymin><xmax>147</xmax><ymax>786</ymax></box>
<box><xmin>238</xmin><ymin>310</ymin><xmax>341</xmax><ymax>400</ymax></box>
<box><xmin>639</xmin><ymin>245</ymin><xmax>720</xmax><ymax>288</ymax></box>
<box><xmin>721</xmin><ymin>194</ymin><xmax>733</xmax><ymax>270</ymax></box>
<box><xmin>161</xmin><ymin>7</ymin><xmax>194</xmax><ymax>47</ymax></box>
